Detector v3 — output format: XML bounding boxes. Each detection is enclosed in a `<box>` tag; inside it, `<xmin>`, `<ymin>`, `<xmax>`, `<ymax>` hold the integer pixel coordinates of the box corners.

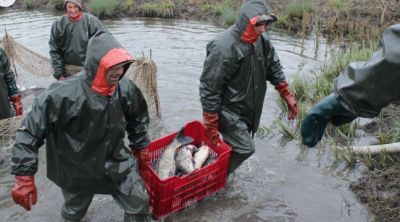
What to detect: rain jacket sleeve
<box><xmin>1</xmin><ymin>49</ymin><xmax>16</xmax><ymax>87</ymax></box>
<box><xmin>123</xmin><ymin>81</ymin><xmax>150</xmax><ymax>150</ymax></box>
<box><xmin>263</xmin><ymin>36</ymin><xmax>285</xmax><ymax>85</ymax></box>
<box><xmin>199</xmin><ymin>42</ymin><xmax>243</xmax><ymax>113</ymax></box>
<box><xmin>11</xmin><ymin>92</ymin><xmax>60</xmax><ymax>176</ymax></box>
<box><xmin>49</xmin><ymin>21</ymin><xmax>65</xmax><ymax>79</ymax></box>
<box><xmin>334</xmin><ymin>24</ymin><xmax>400</xmax><ymax>118</ymax></box>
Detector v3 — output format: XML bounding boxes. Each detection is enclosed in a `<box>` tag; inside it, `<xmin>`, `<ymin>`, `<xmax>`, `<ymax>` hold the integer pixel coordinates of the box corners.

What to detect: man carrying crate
<box><xmin>10</xmin><ymin>31</ymin><xmax>152</xmax><ymax>222</ymax></box>
<box><xmin>199</xmin><ymin>0</ymin><xmax>298</xmax><ymax>174</ymax></box>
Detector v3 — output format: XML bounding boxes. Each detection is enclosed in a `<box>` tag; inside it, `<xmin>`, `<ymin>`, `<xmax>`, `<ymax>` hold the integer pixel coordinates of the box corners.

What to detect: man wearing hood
<box><xmin>0</xmin><ymin>48</ymin><xmax>23</xmax><ymax>120</ymax></box>
<box><xmin>199</xmin><ymin>0</ymin><xmax>298</xmax><ymax>174</ymax></box>
<box><xmin>49</xmin><ymin>0</ymin><xmax>107</xmax><ymax>80</ymax></box>
<box><xmin>10</xmin><ymin>31</ymin><xmax>152</xmax><ymax>221</ymax></box>
<box><xmin>301</xmin><ymin>24</ymin><xmax>400</xmax><ymax>147</ymax></box>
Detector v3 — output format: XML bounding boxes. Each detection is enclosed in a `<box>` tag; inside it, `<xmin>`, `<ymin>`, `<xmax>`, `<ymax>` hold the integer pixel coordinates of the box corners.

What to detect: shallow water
<box><xmin>0</xmin><ymin>8</ymin><xmax>372</xmax><ymax>222</ymax></box>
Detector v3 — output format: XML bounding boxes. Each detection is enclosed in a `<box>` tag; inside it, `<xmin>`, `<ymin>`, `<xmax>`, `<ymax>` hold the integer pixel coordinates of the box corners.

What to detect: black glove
<box><xmin>301</xmin><ymin>94</ymin><xmax>358</xmax><ymax>147</ymax></box>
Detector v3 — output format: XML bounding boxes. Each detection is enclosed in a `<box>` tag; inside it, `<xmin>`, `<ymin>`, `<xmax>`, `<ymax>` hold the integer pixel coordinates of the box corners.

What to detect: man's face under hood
<box><xmin>106</xmin><ymin>66</ymin><xmax>124</xmax><ymax>86</ymax></box>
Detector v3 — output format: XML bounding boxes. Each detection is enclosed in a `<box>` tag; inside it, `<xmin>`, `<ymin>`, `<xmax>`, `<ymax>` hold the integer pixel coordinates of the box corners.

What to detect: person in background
<box><xmin>199</xmin><ymin>0</ymin><xmax>298</xmax><ymax>175</ymax></box>
<box><xmin>301</xmin><ymin>24</ymin><xmax>400</xmax><ymax>147</ymax></box>
<box><xmin>49</xmin><ymin>0</ymin><xmax>107</xmax><ymax>80</ymax></box>
<box><xmin>11</xmin><ymin>31</ymin><xmax>152</xmax><ymax>222</ymax></box>
<box><xmin>0</xmin><ymin>48</ymin><xmax>23</xmax><ymax>120</ymax></box>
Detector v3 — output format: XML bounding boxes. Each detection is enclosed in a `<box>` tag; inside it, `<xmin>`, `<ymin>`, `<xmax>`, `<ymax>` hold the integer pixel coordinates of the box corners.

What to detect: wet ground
<box><xmin>0</xmin><ymin>9</ymin><xmax>373</xmax><ymax>222</ymax></box>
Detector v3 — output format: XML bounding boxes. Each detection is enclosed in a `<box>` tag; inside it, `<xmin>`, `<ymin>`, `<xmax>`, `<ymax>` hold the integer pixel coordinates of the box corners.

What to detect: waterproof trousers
<box><xmin>61</xmin><ymin>189</ymin><xmax>150</xmax><ymax>222</ymax></box>
<box><xmin>221</xmin><ymin>129</ymin><xmax>255</xmax><ymax>174</ymax></box>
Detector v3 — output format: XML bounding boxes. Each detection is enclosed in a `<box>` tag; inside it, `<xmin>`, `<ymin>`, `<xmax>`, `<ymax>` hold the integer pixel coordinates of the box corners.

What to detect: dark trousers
<box><xmin>221</xmin><ymin>129</ymin><xmax>255</xmax><ymax>174</ymax></box>
<box><xmin>61</xmin><ymin>189</ymin><xmax>150</xmax><ymax>222</ymax></box>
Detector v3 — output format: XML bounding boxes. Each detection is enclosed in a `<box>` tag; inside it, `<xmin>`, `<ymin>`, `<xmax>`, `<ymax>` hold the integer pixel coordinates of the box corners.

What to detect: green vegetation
<box><xmin>159</xmin><ymin>1</ymin><xmax>175</xmax><ymax>18</ymax></box>
<box><xmin>141</xmin><ymin>3</ymin><xmax>158</xmax><ymax>17</ymax></box>
<box><xmin>88</xmin><ymin>0</ymin><xmax>120</xmax><ymax>18</ymax></box>
<box><xmin>23</xmin><ymin>0</ymin><xmax>35</xmax><ymax>8</ymax></box>
<box><xmin>285</xmin><ymin>1</ymin><xmax>315</xmax><ymax>19</ymax></box>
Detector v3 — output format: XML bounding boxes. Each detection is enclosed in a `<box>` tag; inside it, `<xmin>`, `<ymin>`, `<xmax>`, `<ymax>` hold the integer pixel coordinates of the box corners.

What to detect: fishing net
<box><xmin>0</xmin><ymin>34</ymin><xmax>161</xmax><ymax>144</ymax></box>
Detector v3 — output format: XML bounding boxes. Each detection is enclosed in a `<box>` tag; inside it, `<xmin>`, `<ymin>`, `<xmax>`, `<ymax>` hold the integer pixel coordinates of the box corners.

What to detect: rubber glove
<box><xmin>275</xmin><ymin>81</ymin><xmax>298</xmax><ymax>120</ymax></box>
<box><xmin>11</xmin><ymin>176</ymin><xmax>37</xmax><ymax>211</ymax></box>
<box><xmin>10</xmin><ymin>94</ymin><xmax>23</xmax><ymax>116</ymax></box>
<box><xmin>301</xmin><ymin>94</ymin><xmax>358</xmax><ymax>147</ymax></box>
<box><xmin>133</xmin><ymin>148</ymin><xmax>151</xmax><ymax>169</ymax></box>
<box><xmin>203</xmin><ymin>111</ymin><xmax>219</xmax><ymax>145</ymax></box>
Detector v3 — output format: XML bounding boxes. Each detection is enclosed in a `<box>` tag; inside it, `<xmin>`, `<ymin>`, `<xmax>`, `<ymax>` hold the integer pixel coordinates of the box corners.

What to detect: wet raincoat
<box><xmin>334</xmin><ymin>24</ymin><xmax>400</xmax><ymax>118</ymax></box>
<box><xmin>49</xmin><ymin>13</ymin><xmax>106</xmax><ymax>79</ymax></box>
<box><xmin>11</xmin><ymin>31</ymin><xmax>150</xmax><ymax>195</ymax></box>
<box><xmin>0</xmin><ymin>48</ymin><xmax>17</xmax><ymax>119</ymax></box>
<box><xmin>199</xmin><ymin>0</ymin><xmax>286</xmax><ymax>134</ymax></box>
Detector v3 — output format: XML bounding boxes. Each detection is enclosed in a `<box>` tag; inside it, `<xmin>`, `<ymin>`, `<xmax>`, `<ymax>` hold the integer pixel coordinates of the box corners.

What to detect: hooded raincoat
<box><xmin>49</xmin><ymin>13</ymin><xmax>106</xmax><ymax>79</ymax></box>
<box><xmin>0</xmin><ymin>48</ymin><xmax>17</xmax><ymax>119</ymax></box>
<box><xmin>11</xmin><ymin>31</ymin><xmax>150</xmax><ymax>195</ymax></box>
<box><xmin>334</xmin><ymin>24</ymin><xmax>400</xmax><ymax>118</ymax></box>
<box><xmin>199</xmin><ymin>0</ymin><xmax>286</xmax><ymax>134</ymax></box>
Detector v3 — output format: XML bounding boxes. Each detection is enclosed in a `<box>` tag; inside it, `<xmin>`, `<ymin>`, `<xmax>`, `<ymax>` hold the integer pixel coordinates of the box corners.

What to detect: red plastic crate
<box><xmin>139</xmin><ymin>120</ymin><xmax>231</xmax><ymax>219</ymax></box>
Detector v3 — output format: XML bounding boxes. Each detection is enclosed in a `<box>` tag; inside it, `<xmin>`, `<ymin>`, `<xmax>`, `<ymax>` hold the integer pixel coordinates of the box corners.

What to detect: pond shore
<box><xmin>4</xmin><ymin>1</ymin><xmax>400</xmax><ymax>221</ymax></box>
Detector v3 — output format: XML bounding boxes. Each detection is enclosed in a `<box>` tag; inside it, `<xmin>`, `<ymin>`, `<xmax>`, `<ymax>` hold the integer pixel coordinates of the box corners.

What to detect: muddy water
<box><xmin>0</xmin><ymin>9</ymin><xmax>371</xmax><ymax>222</ymax></box>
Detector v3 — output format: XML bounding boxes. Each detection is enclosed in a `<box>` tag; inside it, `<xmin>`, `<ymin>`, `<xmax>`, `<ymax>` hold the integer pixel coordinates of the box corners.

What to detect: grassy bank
<box><xmin>10</xmin><ymin>0</ymin><xmax>400</xmax><ymax>37</ymax></box>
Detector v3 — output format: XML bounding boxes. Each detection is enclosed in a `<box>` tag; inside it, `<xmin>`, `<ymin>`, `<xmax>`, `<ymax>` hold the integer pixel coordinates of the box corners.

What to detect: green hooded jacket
<box><xmin>199</xmin><ymin>0</ymin><xmax>286</xmax><ymax>134</ymax></box>
<box><xmin>334</xmin><ymin>24</ymin><xmax>400</xmax><ymax>118</ymax></box>
<box><xmin>49</xmin><ymin>13</ymin><xmax>106</xmax><ymax>79</ymax></box>
<box><xmin>12</xmin><ymin>31</ymin><xmax>150</xmax><ymax>195</ymax></box>
<box><xmin>0</xmin><ymin>48</ymin><xmax>17</xmax><ymax>119</ymax></box>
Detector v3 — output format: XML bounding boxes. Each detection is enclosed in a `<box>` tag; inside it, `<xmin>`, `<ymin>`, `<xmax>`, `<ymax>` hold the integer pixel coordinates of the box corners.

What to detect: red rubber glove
<box><xmin>11</xmin><ymin>176</ymin><xmax>37</xmax><ymax>211</ymax></box>
<box><xmin>203</xmin><ymin>111</ymin><xmax>219</xmax><ymax>145</ymax></box>
<box><xmin>134</xmin><ymin>148</ymin><xmax>151</xmax><ymax>169</ymax></box>
<box><xmin>275</xmin><ymin>81</ymin><xmax>298</xmax><ymax>120</ymax></box>
<box><xmin>10</xmin><ymin>94</ymin><xmax>23</xmax><ymax>116</ymax></box>
<box><xmin>57</xmin><ymin>76</ymin><xmax>65</xmax><ymax>81</ymax></box>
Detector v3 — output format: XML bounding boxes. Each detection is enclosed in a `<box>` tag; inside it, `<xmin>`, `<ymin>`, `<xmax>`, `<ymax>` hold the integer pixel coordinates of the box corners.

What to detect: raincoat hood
<box><xmin>84</xmin><ymin>31</ymin><xmax>134</xmax><ymax>96</ymax></box>
<box><xmin>64</xmin><ymin>0</ymin><xmax>82</xmax><ymax>10</ymax></box>
<box><xmin>334</xmin><ymin>24</ymin><xmax>400</xmax><ymax>118</ymax></box>
<box><xmin>235</xmin><ymin>0</ymin><xmax>274</xmax><ymax>45</ymax></box>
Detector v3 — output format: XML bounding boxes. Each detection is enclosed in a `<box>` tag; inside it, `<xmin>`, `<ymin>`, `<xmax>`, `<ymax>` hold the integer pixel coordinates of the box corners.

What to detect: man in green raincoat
<box><xmin>301</xmin><ymin>24</ymin><xmax>400</xmax><ymax>147</ymax></box>
<box><xmin>0</xmin><ymin>48</ymin><xmax>23</xmax><ymax>120</ymax></box>
<box><xmin>199</xmin><ymin>0</ymin><xmax>298</xmax><ymax>174</ymax></box>
<box><xmin>49</xmin><ymin>0</ymin><xmax>107</xmax><ymax>80</ymax></box>
<box><xmin>11</xmin><ymin>31</ymin><xmax>152</xmax><ymax>222</ymax></box>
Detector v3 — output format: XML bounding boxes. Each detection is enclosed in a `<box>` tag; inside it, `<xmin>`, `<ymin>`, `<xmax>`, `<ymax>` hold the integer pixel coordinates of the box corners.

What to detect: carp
<box><xmin>155</xmin><ymin>127</ymin><xmax>193</xmax><ymax>179</ymax></box>
<box><xmin>176</xmin><ymin>144</ymin><xmax>197</xmax><ymax>175</ymax></box>
<box><xmin>194</xmin><ymin>145</ymin><xmax>211</xmax><ymax>170</ymax></box>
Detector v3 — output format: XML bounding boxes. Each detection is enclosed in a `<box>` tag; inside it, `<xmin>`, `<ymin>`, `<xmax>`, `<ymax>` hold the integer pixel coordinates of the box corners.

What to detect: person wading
<box><xmin>0</xmin><ymin>48</ymin><xmax>23</xmax><ymax>120</ymax></box>
<box><xmin>11</xmin><ymin>31</ymin><xmax>152</xmax><ymax>222</ymax></box>
<box><xmin>199</xmin><ymin>0</ymin><xmax>298</xmax><ymax>175</ymax></box>
<box><xmin>49</xmin><ymin>0</ymin><xmax>107</xmax><ymax>80</ymax></box>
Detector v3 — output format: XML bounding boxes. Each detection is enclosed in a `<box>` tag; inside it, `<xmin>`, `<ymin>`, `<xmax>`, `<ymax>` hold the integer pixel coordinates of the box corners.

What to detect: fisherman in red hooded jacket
<box><xmin>11</xmin><ymin>31</ymin><xmax>151</xmax><ymax>221</ymax></box>
<box><xmin>199</xmin><ymin>0</ymin><xmax>298</xmax><ymax>174</ymax></box>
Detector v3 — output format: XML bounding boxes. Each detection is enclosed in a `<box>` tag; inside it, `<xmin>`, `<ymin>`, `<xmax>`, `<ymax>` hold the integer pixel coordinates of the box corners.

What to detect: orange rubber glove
<box><xmin>133</xmin><ymin>148</ymin><xmax>151</xmax><ymax>169</ymax></box>
<box><xmin>203</xmin><ymin>111</ymin><xmax>219</xmax><ymax>145</ymax></box>
<box><xmin>10</xmin><ymin>94</ymin><xmax>23</xmax><ymax>116</ymax></box>
<box><xmin>275</xmin><ymin>81</ymin><xmax>298</xmax><ymax>120</ymax></box>
<box><xmin>11</xmin><ymin>176</ymin><xmax>37</xmax><ymax>211</ymax></box>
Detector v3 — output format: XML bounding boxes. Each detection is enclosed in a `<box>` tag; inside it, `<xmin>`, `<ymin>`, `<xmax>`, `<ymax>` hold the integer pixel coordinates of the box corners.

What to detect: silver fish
<box><xmin>155</xmin><ymin>127</ymin><xmax>194</xmax><ymax>179</ymax></box>
<box><xmin>194</xmin><ymin>145</ymin><xmax>211</xmax><ymax>170</ymax></box>
<box><xmin>176</xmin><ymin>144</ymin><xmax>197</xmax><ymax>175</ymax></box>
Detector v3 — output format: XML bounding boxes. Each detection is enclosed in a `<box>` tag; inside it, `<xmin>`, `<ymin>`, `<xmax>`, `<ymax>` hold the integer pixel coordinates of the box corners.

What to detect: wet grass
<box><xmin>23</xmin><ymin>0</ymin><xmax>35</xmax><ymax>8</ymax></box>
<box><xmin>88</xmin><ymin>0</ymin><xmax>120</xmax><ymax>18</ymax></box>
